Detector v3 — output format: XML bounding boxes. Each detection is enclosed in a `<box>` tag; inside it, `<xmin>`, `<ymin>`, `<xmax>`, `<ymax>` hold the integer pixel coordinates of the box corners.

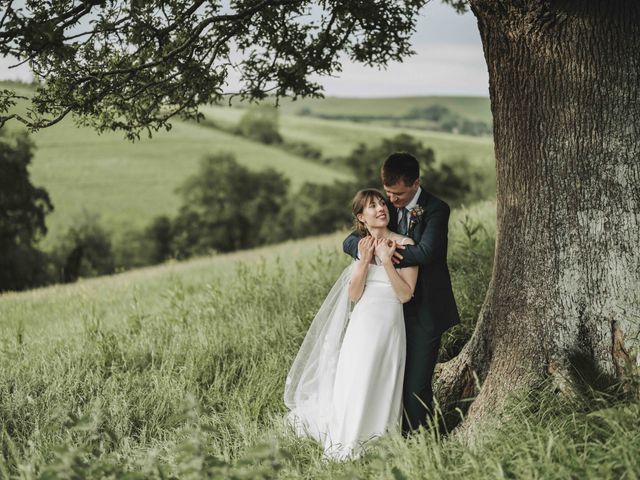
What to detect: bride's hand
<box><xmin>374</xmin><ymin>238</ymin><xmax>396</xmax><ymax>265</ymax></box>
<box><xmin>358</xmin><ymin>236</ymin><xmax>375</xmax><ymax>263</ymax></box>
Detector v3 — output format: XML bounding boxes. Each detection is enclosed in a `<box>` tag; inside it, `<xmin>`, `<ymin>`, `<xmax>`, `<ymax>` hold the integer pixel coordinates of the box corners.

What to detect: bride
<box><xmin>285</xmin><ymin>188</ymin><xmax>418</xmax><ymax>460</ymax></box>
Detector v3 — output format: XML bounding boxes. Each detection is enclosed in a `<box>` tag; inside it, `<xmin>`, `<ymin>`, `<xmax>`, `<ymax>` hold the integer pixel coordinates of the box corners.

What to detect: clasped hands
<box><xmin>357</xmin><ymin>236</ymin><xmax>405</xmax><ymax>265</ymax></box>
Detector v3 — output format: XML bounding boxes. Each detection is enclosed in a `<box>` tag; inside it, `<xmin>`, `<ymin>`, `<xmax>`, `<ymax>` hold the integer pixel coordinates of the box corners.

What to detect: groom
<box><xmin>343</xmin><ymin>152</ymin><xmax>460</xmax><ymax>433</ymax></box>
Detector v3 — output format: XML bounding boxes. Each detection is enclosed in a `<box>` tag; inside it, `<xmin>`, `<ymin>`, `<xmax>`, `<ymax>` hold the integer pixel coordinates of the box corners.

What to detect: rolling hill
<box><xmin>260</xmin><ymin>95</ymin><xmax>492</xmax><ymax>124</ymax></box>
<box><xmin>1</xmin><ymin>82</ymin><xmax>494</xmax><ymax>248</ymax></box>
<box><xmin>199</xmin><ymin>104</ymin><xmax>495</xmax><ymax>163</ymax></box>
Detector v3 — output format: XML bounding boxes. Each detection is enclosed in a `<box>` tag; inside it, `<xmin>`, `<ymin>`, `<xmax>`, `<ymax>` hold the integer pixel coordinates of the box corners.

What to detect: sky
<box><xmin>317</xmin><ymin>2</ymin><xmax>489</xmax><ymax>97</ymax></box>
<box><xmin>0</xmin><ymin>1</ymin><xmax>489</xmax><ymax>98</ymax></box>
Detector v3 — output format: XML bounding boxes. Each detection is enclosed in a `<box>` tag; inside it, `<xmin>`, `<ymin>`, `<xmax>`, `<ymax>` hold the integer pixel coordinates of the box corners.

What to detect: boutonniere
<box><xmin>408</xmin><ymin>205</ymin><xmax>425</xmax><ymax>234</ymax></box>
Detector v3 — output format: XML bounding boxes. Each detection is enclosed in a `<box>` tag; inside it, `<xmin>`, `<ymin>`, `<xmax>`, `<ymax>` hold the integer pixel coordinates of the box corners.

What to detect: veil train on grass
<box><xmin>284</xmin><ymin>262</ymin><xmax>354</xmax><ymax>443</ymax></box>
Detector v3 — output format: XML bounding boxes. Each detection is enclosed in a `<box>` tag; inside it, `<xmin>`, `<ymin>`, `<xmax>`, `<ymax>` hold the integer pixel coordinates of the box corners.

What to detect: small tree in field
<box><xmin>236</xmin><ymin>105</ymin><xmax>283</xmax><ymax>145</ymax></box>
<box><xmin>172</xmin><ymin>153</ymin><xmax>289</xmax><ymax>256</ymax></box>
<box><xmin>53</xmin><ymin>212</ymin><xmax>116</xmax><ymax>282</ymax></box>
<box><xmin>0</xmin><ymin>129</ymin><xmax>52</xmax><ymax>291</ymax></box>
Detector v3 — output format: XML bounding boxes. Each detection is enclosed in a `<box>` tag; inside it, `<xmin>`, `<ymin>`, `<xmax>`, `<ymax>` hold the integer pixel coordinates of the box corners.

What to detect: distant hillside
<box><xmin>0</xmin><ymin>82</ymin><xmax>350</xmax><ymax>247</ymax></box>
<box><xmin>1</xmin><ymin>82</ymin><xmax>494</xmax><ymax>249</ymax></box>
<box><xmin>200</xmin><ymin>104</ymin><xmax>495</xmax><ymax>165</ymax></box>
<box><xmin>209</xmin><ymin>95</ymin><xmax>493</xmax><ymax>138</ymax></box>
<box><xmin>275</xmin><ymin>96</ymin><xmax>492</xmax><ymax>124</ymax></box>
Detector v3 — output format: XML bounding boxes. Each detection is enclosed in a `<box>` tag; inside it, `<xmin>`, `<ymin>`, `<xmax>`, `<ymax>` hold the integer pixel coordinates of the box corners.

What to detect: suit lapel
<box><xmin>411</xmin><ymin>188</ymin><xmax>429</xmax><ymax>242</ymax></box>
<box><xmin>386</xmin><ymin>190</ymin><xmax>428</xmax><ymax>237</ymax></box>
<box><xmin>386</xmin><ymin>199</ymin><xmax>399</xmax><ymax>233</ymax></box>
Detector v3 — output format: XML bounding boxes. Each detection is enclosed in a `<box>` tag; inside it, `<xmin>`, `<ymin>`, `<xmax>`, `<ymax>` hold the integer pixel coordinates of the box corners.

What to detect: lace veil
<box><xmin>284</xmin><ymin>262</ymin><xmax>354</xmax><ymax>442</ymax></box>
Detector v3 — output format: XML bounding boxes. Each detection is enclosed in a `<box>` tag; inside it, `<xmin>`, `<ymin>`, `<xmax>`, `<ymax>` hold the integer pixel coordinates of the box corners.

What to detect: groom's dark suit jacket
<box><xmin>343</xmin><ymin>189</ymin><xmax>460</xmax><ymax>337</ymax></box>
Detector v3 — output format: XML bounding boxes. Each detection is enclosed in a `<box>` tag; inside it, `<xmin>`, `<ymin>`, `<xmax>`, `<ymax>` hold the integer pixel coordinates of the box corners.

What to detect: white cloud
<box><xmin>314</xmin><ymin>2</ymin><xmax>489</xmax><ymax>97</ymax></box>
<box><xmin>315</xmin><ymin>44</ymin><xmax>488</xmax><ymax>97</ymax></box>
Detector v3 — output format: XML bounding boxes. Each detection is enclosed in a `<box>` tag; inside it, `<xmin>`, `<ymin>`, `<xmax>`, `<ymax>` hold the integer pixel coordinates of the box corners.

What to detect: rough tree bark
<box><xmin>435</xmin><ymin>0</ymin><xmax>640</xmax><ymax>432</ymax></box>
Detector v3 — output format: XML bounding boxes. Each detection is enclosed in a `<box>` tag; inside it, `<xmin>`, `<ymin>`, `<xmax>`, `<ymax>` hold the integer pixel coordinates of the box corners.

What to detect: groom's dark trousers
<box><xmin>343</xmin><ymin>189</ymin><xmax>459</xmax><ymax>432</ymax></box>
<box><xmin>403</xmin><ymin>328</ymin><xmax>441</xmax><ymax>431</ymax></box>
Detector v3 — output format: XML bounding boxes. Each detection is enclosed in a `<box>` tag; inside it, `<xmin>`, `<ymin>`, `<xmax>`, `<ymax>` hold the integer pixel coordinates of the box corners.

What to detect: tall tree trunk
<box><xmin>436</xmin><ymin>0</ymin><xmax>640</xmax><ymax>433</ymax></box>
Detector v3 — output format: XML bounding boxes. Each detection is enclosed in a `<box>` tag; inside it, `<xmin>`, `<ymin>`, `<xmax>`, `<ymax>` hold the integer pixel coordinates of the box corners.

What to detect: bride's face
<box><xmin>357</xmin><ymin>195</ymin><xmax>389</xmax><ymax>230</ymax></box>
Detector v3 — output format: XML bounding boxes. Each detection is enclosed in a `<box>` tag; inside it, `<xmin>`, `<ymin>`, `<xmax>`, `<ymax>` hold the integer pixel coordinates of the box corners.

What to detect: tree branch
<box><xmin>0</xmin><ymin>0</ymin><xmax>426</xmax><ymax>137</ymax></box>
<box><xmin>74</xmin><ymin>0</ymin><xmax>304</xmax><ymax>81</ymax></box>
<box><xmin>0</xmin><ymin>0</ymin><xmax>13</xmax><ymax>32</ymax></box>
<box><xmin>62</xmin><ymin>16</ymin><xmax>131</xmax><ymax>41</ymax></box>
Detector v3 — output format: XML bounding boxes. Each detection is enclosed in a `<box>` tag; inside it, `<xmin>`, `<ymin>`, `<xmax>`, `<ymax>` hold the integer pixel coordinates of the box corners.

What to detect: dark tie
<box><xmin>398</xmin><ymin>208</ymin><xmax>409</xmax><ymax>235</ymax></box>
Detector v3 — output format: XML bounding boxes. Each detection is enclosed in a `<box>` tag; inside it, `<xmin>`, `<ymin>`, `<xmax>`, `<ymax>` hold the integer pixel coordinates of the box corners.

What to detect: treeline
<box><xmin>0</xmin><ymin>125</ymin><xmax>487</xmax><ymax>292</ymax></box>
<box><xmin>297</xmin><ymin>104</ymin><xmax>493</xmax><ymax>137</ymax></box>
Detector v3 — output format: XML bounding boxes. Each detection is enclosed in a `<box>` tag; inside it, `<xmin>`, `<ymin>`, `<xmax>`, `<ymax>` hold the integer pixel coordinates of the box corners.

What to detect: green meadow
<box><xmin>2</xmin><ymin>81</ymin><xmax>495</xmax><ymax>249</ymax></box>
<box><xmin>200</xmin><ymin>104</ymin><xmax>495</xmax><ymax>163</ymax></box>
<box><xmin>28</xmin><ymin>115</ymin><xmax>350</xmax><ymax>248</ymax></box>
<box><xmin>1</xmin><ymin>200</ymin><xmax>638</xmax><ymax>478</ymax></box>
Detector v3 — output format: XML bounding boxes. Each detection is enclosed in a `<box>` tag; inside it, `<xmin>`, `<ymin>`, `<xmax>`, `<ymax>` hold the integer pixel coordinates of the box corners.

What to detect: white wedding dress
<box><xmin>285</xmin><ymin>257</ymin><xmax>406</xmax><ymax>460</ymax></box>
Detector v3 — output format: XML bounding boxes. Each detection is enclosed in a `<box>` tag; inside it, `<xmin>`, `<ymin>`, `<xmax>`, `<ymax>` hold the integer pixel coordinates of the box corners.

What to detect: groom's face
<box><xmin>383</xmin><ymin>179</ymin><xmax>419</xmax><ymax>209</ymax></box>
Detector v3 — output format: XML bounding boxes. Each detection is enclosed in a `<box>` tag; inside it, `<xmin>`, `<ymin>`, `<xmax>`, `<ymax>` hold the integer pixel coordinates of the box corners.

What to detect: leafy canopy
<box><xmin>0</xmin><ymin>0</ymin><xmax>467</xmax><ymax>139</ymax></box>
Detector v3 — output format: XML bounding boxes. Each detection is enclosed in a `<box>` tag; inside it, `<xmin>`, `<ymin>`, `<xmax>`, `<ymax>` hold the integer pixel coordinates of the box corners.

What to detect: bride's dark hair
<box><xmin>352</xmin><ymin>188</ymin><xmax>386</xmax><ymax>237</ymax></box>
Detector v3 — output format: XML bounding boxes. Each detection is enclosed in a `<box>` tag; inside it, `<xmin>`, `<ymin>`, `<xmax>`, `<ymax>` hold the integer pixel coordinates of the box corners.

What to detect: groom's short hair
<box><xmin>381</xmin><ymin>152</ymin><xmax>419</xmax><ymax>186</ymax></box>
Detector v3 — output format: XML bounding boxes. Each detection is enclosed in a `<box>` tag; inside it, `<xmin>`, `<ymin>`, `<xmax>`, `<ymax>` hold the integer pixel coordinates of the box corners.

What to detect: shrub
<box><xmin>408</xmin><ymin>104</ymin><xmax>493</xmax><ymax>136</ymax></box>
<box><xmin>172</xmin><ymin>153</ymin><xmax>290</xmax><ymax>257</ymax></box>
<box><xmin>145</xmin><ymin>215</ymin><xmax>174</xmax><ymax>263</ymax></box>
<box><xmin>51</xmin><ymin>212</ymin><xmax>116</xmax><ymax>282</ymax></box>
<box><xmin>235</xmin><ymin>105</ymin><xmax>283</xmax><ymax>144</ymax></box>
<box><xmin>408</xmin><ymin>104</ymin><xmax>451</xmax><ymax>122</ymax></box>
<box><xmin>343</xmin><ymin>133</ymin><xmax>472</xmax><ymax>204</ymax></box>
<box><xmin>281</xmin><ymin>140</ymin><xmax>322</xmax><ymax>160</ymax></box>
<box><xmin>0</xmin><ymin>128</ymin><xmax>53</xmax><ymax>291</ymax></box>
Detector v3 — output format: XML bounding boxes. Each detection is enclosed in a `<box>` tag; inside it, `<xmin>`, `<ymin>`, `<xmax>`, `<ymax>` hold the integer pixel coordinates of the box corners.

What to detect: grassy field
<box><xmin>30</xmin><ymin>119</ymin><xmax>351</xmax><ymax>247</ymax></box>
<box><xmin>200</xmin><ymin>104</ymin><xmax>495</xmax><ymax>163</ymax></box>
<box><xmin>1</xmin><ymin>200</ymin><xmax>638</xmax><ymax>479</ymax></box>
<box><xmin>2</xmin><ymin>82</ymin><xmax>495</xmax><ymax>249</ymax></box>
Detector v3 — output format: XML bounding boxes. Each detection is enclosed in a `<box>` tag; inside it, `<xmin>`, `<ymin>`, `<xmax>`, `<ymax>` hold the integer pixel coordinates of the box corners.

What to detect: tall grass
<box><xmin>1</xmin><ymin>202</ymin><xmax>638</xmax><ymax>478</ymax></box>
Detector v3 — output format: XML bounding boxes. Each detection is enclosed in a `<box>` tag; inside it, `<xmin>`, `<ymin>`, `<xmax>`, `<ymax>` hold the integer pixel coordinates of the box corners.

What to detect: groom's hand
<box><xmin>392</xmin><ymin>243</ymin><xmax>405</xmax><ymax>265</ymax></box>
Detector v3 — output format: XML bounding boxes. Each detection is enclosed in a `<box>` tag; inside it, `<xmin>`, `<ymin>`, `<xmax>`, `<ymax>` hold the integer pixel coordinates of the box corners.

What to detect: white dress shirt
<box><xmin>398</xmin><ymin>186</ymin><xmax>422</xmax><ymax>228</ymax></box>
